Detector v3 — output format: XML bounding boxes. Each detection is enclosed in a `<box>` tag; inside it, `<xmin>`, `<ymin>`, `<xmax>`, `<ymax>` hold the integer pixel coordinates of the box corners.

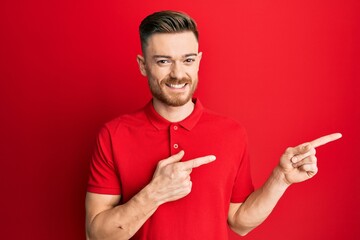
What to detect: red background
<box><xmin>1</xmin><ymin>0</ymin><xmax>359</xmax><ymax>239</ymax></box>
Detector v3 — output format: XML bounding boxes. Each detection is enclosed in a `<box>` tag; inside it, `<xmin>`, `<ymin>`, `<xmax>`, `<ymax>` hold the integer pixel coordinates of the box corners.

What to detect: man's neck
<box><xmin>152</xmin><ymin>98</ymin><xmax>195</xmax><ymax>123</ymax></box>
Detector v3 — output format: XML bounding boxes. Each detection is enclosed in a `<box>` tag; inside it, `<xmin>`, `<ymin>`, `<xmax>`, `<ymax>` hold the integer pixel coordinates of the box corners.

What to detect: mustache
<box><xmin>162</xmin><ymin>76</ymin><xmax>192</xmax><ymax>85</ymax></box>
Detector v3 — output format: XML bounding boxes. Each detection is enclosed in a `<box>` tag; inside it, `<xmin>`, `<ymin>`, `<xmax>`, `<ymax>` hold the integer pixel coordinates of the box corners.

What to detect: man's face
<box><xmin>138</xmin><ymin>31</ymin><xmax>202</xmax><ymax>107</ymax></box>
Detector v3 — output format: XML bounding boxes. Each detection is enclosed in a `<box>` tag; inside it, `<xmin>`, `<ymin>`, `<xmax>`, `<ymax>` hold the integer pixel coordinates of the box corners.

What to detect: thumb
<box><xmin>162</xmin><ymin>150</ymin><xmax>185</xmax><ymax>165</ymax></box>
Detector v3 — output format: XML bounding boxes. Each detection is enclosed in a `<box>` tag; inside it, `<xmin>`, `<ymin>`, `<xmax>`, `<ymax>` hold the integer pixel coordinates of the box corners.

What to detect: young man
<box><xmin>85</xmin><ymin>11</ymin><xmax>341</xmax><ymax>239</ymax></box>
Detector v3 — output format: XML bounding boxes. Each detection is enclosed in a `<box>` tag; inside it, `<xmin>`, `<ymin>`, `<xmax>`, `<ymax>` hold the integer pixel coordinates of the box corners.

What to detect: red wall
<box><xmin>1</xmin><ymin>1</ymin><xmax>359</xmax><ymax>239</ymax></box>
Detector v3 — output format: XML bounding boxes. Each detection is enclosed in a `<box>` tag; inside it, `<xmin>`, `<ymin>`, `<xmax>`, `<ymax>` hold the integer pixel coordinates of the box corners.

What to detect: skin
<box><xmin>86</xmin><ymin>32</ymin><xmax>210</xmax><ymax>240</ymax></box>
<box><xmin>137</xmin><ymin>31</ymin><xmax>202</xmax><ymax>122</ymax></box>
<box><xmin>227</xmin><ymin>133</ymin><xmax>342</xmax><ymax>235</ymax></box>
<box><xmin>85</xmin><ymin>31</ymin><xmax>342</xmax><ymax>239</ymax></box>
<box><xmin>86</xmin><ymin>152</ymin><xmax>215</xmax><ymax>240</ymax></box>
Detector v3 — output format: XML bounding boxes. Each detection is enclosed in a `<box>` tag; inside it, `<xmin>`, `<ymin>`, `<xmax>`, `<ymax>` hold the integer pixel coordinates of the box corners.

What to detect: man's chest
<box><xmin>111</xmin><ymin>126</ymin><xmax>245</xmax><ymax>202</ymax></box>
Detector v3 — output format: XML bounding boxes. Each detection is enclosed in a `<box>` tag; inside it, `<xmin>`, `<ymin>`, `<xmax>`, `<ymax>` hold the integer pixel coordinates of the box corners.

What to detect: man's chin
<box><xmin>156</xmin><ymin>95</ymin><xmax>192</xmax><ymax>107</ymax></box>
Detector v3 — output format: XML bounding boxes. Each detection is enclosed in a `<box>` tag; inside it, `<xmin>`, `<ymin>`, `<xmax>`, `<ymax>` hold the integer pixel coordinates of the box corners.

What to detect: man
<box><xmin>85</xmin><ymin>10</ymin><xmax>341</xmax><ymax>239</ymax></box>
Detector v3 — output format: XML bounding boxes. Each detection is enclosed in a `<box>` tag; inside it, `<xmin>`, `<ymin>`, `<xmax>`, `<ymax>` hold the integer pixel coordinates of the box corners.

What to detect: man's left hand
<box><xmin>278</xmin><ymin>133</ymin><xmax>342</xmax><ymax>185</ymax></box>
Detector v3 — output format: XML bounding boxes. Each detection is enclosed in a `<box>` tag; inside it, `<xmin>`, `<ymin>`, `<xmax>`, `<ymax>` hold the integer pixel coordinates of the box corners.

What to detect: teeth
<box><xmin>168</xmin><ymin>83</ymin><xmax>186</xmax><ymax>89</ymax></box>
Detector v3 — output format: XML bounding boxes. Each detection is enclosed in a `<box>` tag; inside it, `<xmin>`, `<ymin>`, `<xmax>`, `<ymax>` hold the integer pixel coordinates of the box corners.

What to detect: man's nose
<box><xmin>170</xmin><ymin>62</ymin><xmax>185</xmax><ymax>79</ymax></box>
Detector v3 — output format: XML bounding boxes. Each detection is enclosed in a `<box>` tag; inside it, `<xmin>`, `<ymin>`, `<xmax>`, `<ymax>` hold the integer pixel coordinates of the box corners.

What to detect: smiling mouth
<box><xmin>165</xmin><ymin>83</ymin><xmax>188</xmax><ymax>89</ymax></box>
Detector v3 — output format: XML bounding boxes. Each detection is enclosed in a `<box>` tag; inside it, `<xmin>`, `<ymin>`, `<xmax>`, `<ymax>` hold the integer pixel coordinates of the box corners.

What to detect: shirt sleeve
<box><xmin>230</xmin><ymin>129</ymin><xmax>254</xmax><ymax>203</ymax></box>
<box><xmin>87</xmin><ymin>126</ymin><xmax>121</xmax><ymax>195</ymax></box>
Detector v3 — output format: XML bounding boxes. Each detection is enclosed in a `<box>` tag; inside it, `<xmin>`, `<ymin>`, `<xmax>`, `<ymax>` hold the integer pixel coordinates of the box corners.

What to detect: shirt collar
<box><xmin>145</xmin><ymin>98</ymin><xmax>204</xmax><ymax>131</ymax></box>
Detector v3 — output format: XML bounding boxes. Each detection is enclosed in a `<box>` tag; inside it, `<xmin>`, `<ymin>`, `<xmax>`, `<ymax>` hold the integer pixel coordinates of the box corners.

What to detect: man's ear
<box><xmin>197</xmin><ymin>52</ymin><xmax>203</xmax><ymax>68</ymax></box>
<box><xmin>137</xmin><ymin>55</ymin><xmax>147</xmax><ymax>77</ymax></box>
<box><xmin>198</xmin><ymin>52</ymin><xmax>203</xmax><ymax>61</ymax></box>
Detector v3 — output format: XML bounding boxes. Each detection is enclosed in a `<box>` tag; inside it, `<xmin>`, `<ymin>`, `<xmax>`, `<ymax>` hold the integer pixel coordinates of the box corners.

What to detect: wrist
<box><xmin>271</xmin><ymin>166</ymin><xmax>292</xmax><ymax>190</ymax></box>
<box><xmin>131</xmin><ymin>184</ymin><xmax>160</xmax><ymax>215</ymax></box>
<box><xmin>142</xmin><ymin>179</ymin><xmax>164</xmax><ymax>208</ymax></box>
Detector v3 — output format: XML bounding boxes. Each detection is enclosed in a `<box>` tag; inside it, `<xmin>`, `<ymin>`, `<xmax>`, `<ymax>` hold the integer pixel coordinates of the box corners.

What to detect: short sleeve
<box><xmin>87</xmin><ymin>126</ymin><xmax>121</xmax><ymax>195</ymax></box>
<box><xmin>230</xmin><ymin>129</ymin><xmax>254</xmax><ymax>203</ymax></box>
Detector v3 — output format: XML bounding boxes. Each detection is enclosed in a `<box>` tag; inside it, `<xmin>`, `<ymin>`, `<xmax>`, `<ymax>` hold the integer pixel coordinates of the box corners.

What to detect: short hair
<box><xmin>139</xmin><ymin>10</ymin><xmax>199</xmax><ymax>52</ymax></box>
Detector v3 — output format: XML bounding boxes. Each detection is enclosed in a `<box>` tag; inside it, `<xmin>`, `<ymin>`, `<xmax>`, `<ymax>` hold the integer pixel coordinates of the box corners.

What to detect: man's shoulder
<box><xmin>103</xmin><ymin>106</ymin><xmax>149</xmax><ymax>133</ymax></box>
<box><xmin>201</xmin><ymin>107</ymin><xmax>247</xmax><ymax>134</ymax></box>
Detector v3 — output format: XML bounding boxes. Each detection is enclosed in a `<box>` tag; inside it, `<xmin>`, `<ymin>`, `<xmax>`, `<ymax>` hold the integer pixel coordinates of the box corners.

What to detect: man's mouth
<box><xmin>165</xmin><ymin>83</ymin><xmax>188</xmax><ymax>89</ymax></box>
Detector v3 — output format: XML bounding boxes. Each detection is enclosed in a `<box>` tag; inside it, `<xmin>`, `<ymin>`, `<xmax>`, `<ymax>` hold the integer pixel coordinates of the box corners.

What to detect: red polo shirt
<box><xmin>88</xmin><ymin>99</ymin><xmax>254</xmax><ymax>239</ymax></box>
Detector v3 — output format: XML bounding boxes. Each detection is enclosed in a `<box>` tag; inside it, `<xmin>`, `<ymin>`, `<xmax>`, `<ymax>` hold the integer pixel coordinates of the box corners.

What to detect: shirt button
<box><xmin>173</xmin><ymin>125</ymin><xmax>178</xmax><ymax>130</ymax></box>
<box><xmin>173</xmin><ymin>144</ymin><xmax>178</xmax><ymax>149</ymax></box>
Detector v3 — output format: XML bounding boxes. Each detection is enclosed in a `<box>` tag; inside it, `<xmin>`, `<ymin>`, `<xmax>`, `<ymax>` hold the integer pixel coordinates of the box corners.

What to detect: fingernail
<box><xmin>209</xmin><ymin>156</ymin><xmax>216</xmax><ymax>161</ymax></box>
<box><xmin>291</xmin><ymin>156</ymin><xmax>297</xmax><ymax>163</ymax></box>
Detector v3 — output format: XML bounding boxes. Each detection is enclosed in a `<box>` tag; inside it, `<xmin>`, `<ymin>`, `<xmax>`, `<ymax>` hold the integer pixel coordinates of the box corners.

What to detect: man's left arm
<box><xmin>228</xmin><ymin>133</ymin><xmax>342</xmax><ymax>236</ymax></box>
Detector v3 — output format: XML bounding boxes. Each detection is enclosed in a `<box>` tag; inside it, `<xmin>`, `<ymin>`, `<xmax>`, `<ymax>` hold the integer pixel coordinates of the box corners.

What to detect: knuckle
<box><xmin>307</xmin><ymin>165</ymin><xmax>313</xmax><ymax>172</ymax></box>
<box><xmin>158</xmin><ymin>160</ymin><xmax>166</xmax><ymax>168</ymax></box>
<box><xmin>310</xmin><ymin>155</ymin><xmax>317</xmax><ymax>163</ymax></box>
<box><xmin>312</xmin><ymin>148</ymin><xmax>317</xmax><ymax>154</ymax></box>
<box><xmin>192</xmin><ymin>160</ymin><xmax>196</xmax><ymax>168</ymax></box>
<box><xmin>285</xmin><ymin>147</ymin><xmax>293</xmax><ymax>153</ymax></box>
<box><xmin>186</xmin><ymin>182</ymin><xmax>192</xmax><ymax>193</ymax></box>
<box><xmin>301</xmin><ymin>144</ymin><xmax>308</xmax><ymax>150</ymax></box>
<box><xmin>173</xmin><ymin>164</ymin><xmax>182</xmax><ymax>172</ymax></box>
<box><xmin>183</xmin><ymin>178</ymin><xmax>192</xmax><ymax>187</ymax></box>
<box><xmin>169</xmin><ymin>172</ymin><xmax>176</xmax><ymax>179</ymax></box>
<box><xmin>301</xmin><ymin>165</ymin><xmax>310</xmax><ymax>172</ymax></box>
<box><xmin>304</xmin><ymin>163</ymin><xmax>317</xmax><ymax>173</ymax></box>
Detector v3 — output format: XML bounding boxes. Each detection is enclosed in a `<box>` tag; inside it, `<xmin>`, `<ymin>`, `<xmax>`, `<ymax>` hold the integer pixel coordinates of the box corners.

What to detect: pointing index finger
<box><xmin>181</xmin><ymin>155</ymin><xmax>216</xmax><ymax>170</ymax></box>
<box><xmin>310</xmin><ymin>133</ymin><xmax>342</xmax><ymax>148</ymax></box>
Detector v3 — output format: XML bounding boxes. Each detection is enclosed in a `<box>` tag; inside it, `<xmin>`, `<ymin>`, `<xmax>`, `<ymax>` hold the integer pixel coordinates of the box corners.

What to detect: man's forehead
<box><xmin>152</xmin><ymin>53</ymin><xmax>198</xmax><ymax>59</ymax></box>
<box><xmin>145</xmin><ymin>31</ymin><xmax>199</xmax><ymax>56</ymax></box>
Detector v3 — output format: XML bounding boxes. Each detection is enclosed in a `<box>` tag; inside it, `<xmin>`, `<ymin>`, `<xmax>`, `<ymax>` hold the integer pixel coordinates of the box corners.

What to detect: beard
<box><xmin>148</xmin><ymin>75</ymin><xmax>198</xmax><ymax>107</ymax></box>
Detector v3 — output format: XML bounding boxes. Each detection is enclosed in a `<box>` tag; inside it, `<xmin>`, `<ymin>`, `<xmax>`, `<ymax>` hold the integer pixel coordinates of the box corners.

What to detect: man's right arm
<box><xmin>85</xmin><ymin>186</ymin><xmax>159</xmax><ymax>240</ymax></box>
<box><xmin>85</xmin><ymin>150</ymin><xmax>216</xmax><ymax>240</ymax></box>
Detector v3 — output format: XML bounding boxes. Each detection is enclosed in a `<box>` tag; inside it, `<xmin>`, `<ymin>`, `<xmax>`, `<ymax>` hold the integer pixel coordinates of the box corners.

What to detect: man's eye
<box><xmin>157</xmin><ymin>60</ymin><xmax>170</xmax><ymax>64</ymax></box>
<box><xmin>184</xmin><ymin>58</ymin><xmax>195</xmax><ymax>63</ymax></box>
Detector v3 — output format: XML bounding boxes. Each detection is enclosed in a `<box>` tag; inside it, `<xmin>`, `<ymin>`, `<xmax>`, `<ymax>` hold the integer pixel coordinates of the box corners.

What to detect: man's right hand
<box><xmin>150</xmin><ymin>150</ymin><xmax>216</xmax><ymax>205</ymax></box>
<box><xmin>86</xmin><ymin>151</ymin><xmax>216</xmax><ymax>240</ymax></box>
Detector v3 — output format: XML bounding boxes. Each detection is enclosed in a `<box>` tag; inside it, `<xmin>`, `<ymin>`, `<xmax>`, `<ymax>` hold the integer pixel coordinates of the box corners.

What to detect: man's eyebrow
<box><xmin>184</xmin><ymin>53</ymin><xmax>198</xmax><ymax>57</ymax></box>
<box><xmin>153</xmin><ymin>53</ymin><xmax>198</xmax><ymax>59</ymax></box>
<box><xmin>153</xmin><ymin>55</ymin><xmax>172</xmax><ymax>59</ymax></box>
